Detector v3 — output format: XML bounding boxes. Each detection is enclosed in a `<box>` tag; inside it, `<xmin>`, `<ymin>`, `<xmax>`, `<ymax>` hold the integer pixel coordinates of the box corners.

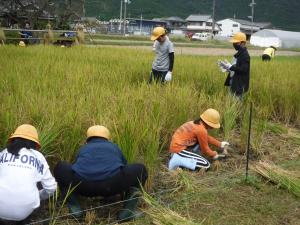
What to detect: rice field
<box><xmin>0</xmin><ymin>45</ymin><xmax>300</xmax><ymax>224</ymax></box>
<box><xmin>1</xmin><ymin>45</ymin><xmax>300</xmax><ymax>171</ymax></box>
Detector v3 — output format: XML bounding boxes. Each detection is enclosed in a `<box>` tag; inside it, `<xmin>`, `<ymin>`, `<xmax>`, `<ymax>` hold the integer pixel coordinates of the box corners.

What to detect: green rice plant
<box><xmin>222</xmin><ymin>96</ymin><xmax>241</xmax><ymax>141</ymax></box>
<box><xmin>142</xmin><ymin>123</ymin><xmax>165</xmax><ymax>191</ymax></box>
<box><xmin>252</xmin><ymin>161</ymin><xmax>300</xmax><ymax>197</ymax></box>
<box><xmin>59</xmin><ymin>125</ymin><xmax>84</xmax><ymax>162</ymax></box>
<box><xmin>265</xmin><ymin>122</ymin><xmax>288</xmax><ymax>135</ymax></box>
<box><xmin>39</xmin><ymin>123</ymin><xmax>63</xmax><ymax>159</ymax></box>
<box><xmin>142</xmin><ymin>190</ymin><xmax>203</xmax><ymax>225</ymax></box>
<box><xmin>113</xmin><ymin>118</ymin><xmax>147</xmax><ymax>163</ymax></box>
<box><xmin>251</xmin><ymin>119</ymin><xmax>267</xmax><ymax>156</ymax></box>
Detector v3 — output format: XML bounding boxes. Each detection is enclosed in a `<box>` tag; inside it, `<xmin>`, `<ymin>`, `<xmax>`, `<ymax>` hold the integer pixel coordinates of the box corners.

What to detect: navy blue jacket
<box><xmin>225</xmin><ymin>46</ymin><xmax>250</xmax><ymax>96</ymax></box>
<box><xmin>72</xmin><ymin>138</ymin><xmax>127</xmax><ymax>181</ymax></box>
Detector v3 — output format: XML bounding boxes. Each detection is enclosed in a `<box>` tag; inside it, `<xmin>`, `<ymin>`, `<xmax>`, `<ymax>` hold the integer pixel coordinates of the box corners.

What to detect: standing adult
<box><xmin>262</xmin><ymin>46</ymin><xmax>277</xmax><ymax>61</ymax></box>
<box><xmin>220</xmin><ymin>32</ymin><xmax>250</xmax><ymax>98</ymax></box>
<box><xmin>54</xmin><ymin>125</ymin><xmax>148</xmax><ymax>221</ymax></box>
<box><xmin>168</xmin><ymin>109</ymin><xmax>229</xmax><ymax>171</ymax></box>
<box><xmin>0</xmin><ymin>124</ymin><xmax>57</xmax><ymax>224</ymax></box>
<box><xmin>150</xmin><ymin>27</ymin><xmax>174</xmax><ymax>83</ymax></box>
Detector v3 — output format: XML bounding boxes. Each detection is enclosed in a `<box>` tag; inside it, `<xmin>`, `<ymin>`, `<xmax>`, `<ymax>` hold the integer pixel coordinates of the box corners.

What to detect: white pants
<box><xmin>168</xmin><ymin>150</ymin><xmax>210</xmax><ymax>171</ymax></box>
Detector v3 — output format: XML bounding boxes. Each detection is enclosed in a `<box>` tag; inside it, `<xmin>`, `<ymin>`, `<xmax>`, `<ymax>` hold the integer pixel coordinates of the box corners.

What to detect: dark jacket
<box><xmin>72</xmin><ymin>137</ymin><xmax>127</xmax><ymax>181</ymax></box>
<box><xmin>224</xmin><ymin>47</ymin><xmax>250</xmax><ymax>96</ymax></box>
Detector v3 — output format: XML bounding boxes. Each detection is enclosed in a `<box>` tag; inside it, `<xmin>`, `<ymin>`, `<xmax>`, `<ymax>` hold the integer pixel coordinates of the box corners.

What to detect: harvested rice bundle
<box><xmin>0</xmin><ymin>28</ymin><xmax>5</xmax><ymax>45</ymax></box>
<box><xmin>44</xmin><ymin>24</ymin><xmax>54</xmax><ymax>45</ymax></box>
<box><xmin>75</xmin><ymin>25</ymin><xmax>85</xmax><ymax>45</ymax></box>
<box><xmin>252</xmin><ymin>161</ymin><xmax>300</xmax><ymax>197</ymax></box>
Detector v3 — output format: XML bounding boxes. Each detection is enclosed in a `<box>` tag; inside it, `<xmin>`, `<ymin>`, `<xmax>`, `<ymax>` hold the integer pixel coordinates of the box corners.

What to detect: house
<box><xmin>216</xmin><ymin>19</ymin><xmax>241</xmax><ymax>37</ymax></box>
<box><xmin>107</xmin><ymin>18</ymin><xmax>167</xmax><ymax>35</ymax></box>
<box><xmin>151</xmin><ymin>16</ymin><xmax>186</xmax><ymax>36</ymax></box>
<box><xmin>233</xmin><ymin>19</ymin><xmax>272</xmax><ymax>37</ymax></box>
<box><xmin>163</xmin><ymin>16</ymin><xmax>186</xmax><ymax>36</ymax></box>
<box><xmin>164</xmin><ymin>16</ymin><xmax>186</xmax><ymax>29</ymax></box>
<box><xmin>127</xmin><ymin>18</ymin><xmax>167</xmax><ymax>35</ymax></box>
<box><xmin>217</xmin><ymin>18</ymin><xmax>272</xmax><ymax>38</ymax></box>
<box><xmin>185</xmin><ymin>14</ymin><xmax>220</xmax><ymax>34</ymax></box>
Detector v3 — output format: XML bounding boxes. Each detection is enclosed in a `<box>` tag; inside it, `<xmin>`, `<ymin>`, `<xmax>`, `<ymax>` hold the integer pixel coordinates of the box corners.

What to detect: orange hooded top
<box><xmin>169</xmin><ymin>121</ymin><xmax>220</xmax><ymax>158</ymax></box>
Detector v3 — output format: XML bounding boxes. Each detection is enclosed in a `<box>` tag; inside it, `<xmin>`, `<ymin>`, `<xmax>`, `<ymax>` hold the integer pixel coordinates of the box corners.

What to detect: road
<box><xmin>94</xmin><ymin>44</ymin><xmax>300</xmax><ymax>57</ymax></box>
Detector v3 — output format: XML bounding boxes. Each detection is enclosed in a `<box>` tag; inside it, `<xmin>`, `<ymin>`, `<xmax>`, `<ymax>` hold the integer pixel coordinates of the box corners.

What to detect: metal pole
<box><xmin>123</xmin><ymin>0</ymin><xmax>127</xmax><ymax>35</ymax></box>
<box><xmin>119</xmin><ymin>0</ymin><xmax>123</xmax><ymax>32</ymax></box>
<box><xmin>245</xmin><ymin>102</ymin><xmax>253</xmax><ymax>180</ymax></box>
<box><xmin>250</xmin><ymin>0</ymin><xmax>255</xmax><ymax>35</ymax></box>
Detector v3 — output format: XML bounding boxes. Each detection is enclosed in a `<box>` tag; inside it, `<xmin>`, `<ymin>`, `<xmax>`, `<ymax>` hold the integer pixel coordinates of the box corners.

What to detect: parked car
<box><xmin>191</xmin><ymin>32</ymin><xmax>212</xmax><ymax>41</ymax></box>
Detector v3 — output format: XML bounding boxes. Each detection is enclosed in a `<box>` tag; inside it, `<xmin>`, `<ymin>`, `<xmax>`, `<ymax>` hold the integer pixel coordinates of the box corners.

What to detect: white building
<box><xmin>186</xmin><ymin>14</ymin><xmax>220</xmax><ymax>34</ymax></box>
<box><xmin>217</xmin><ymin>18</ymin><xmax>272</xmax><ymax>38</ymax></box>
<box><xmin>216</xmin><ymin>18</ymin><xmax>240</xmax><ymax>37</ymax></box>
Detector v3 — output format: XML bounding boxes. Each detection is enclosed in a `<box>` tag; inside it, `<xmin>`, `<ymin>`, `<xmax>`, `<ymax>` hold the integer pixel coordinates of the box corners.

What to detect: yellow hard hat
<box><xmin>200</xmin><ymin>109</ymin><xmax>221</xmax><ymax>129</ymax></box>
<box><xmin>151</xmin><ymin>27</ymin><xmax>166</xmax><ymax>41</ymax></box>
<box><xmin>19</xmin><ymin>41</ymin><xmax>26</xmax><ymax>47</ymax></box>
<box><xmin>9</xmin><ymin>124</ymin><xmax>41</xmax><ymax>146</ymax></box>
<box><xmin>87</xmin><ymin>125</ymin><xmax>111</xmax><ymax>140</ymax></box>
<box><xmin>230</xmin><ymin>32</ymin><xmax>246</xmax><ymax>43</ymax></box>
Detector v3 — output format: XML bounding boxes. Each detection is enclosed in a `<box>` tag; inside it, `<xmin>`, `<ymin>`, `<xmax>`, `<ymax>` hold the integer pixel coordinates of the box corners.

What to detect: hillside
<box><xmin>85</xmin><ymin>0</ymin><xmax>300</xmax><ymax>31</ymax></box>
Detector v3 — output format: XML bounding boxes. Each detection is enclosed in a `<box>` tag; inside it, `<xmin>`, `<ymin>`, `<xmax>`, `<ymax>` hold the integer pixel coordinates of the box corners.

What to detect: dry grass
<box><xmin>142</xmin><ymin>190</ymin><xmax>203</xmax><ymax>225</ymax></box>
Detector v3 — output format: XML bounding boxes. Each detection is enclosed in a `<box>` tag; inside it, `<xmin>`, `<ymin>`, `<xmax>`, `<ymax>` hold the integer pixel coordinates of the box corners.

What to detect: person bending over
<box><xmin>54</xmin><ymin>125</ymin><xmax>148</xmax><ymax>222</ymax></box>
<box><xmin>168</xmin><ymin>109</ymin><xmax>229</xmax><ymax>171</ymax></box>
<box><xmin>0</xmin><ymin>124</ymin><xmax>57</xmax><ymax>224</ymax></box>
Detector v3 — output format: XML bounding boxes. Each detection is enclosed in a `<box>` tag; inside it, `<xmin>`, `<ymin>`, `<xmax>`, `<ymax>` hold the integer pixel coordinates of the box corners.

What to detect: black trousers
<box><xmin>150</xmin><ymin>69</ymin><xmax>168</xmax><ymax>84</ymax></box>
<box><xmin>54</xmin><ymin>161</ymin><xmax>148</xmax><ymax>198</ymax></box>
<box><xmin>0</xmin><ymin>215</ymin><xmax>31</xmax><ymax>225</ymax></box>
<box><xmin>262</xmin><ymin>54</ymin><xmax>271</xmax><ymax>61</ymax></box>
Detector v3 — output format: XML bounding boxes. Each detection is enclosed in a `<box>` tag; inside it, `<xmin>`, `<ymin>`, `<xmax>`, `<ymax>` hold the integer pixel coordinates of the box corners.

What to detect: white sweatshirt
<box><xmin>0</xmin><ymin>148</ymin><xmax>57</xmax><ymax>221</ymax></box>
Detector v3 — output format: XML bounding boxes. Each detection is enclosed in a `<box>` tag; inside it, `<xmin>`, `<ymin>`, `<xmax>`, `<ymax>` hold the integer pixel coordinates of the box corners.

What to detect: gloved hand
<box><xmin>165</xmin><ymin>71</ymin><xmax>172</xmax><ymax>82</ymax></box>
<box><xmin>220</xmin><ymin>60</ymin><xmax>232</xmax><ymax>71</ymax></box>
<box><xmin>217</xmin><ymin>60</ymin><xmax>228</xmax><ymax>73</ymax></box>
<box><xmin>221</xmin><ymin>141</ymin><xmax>230</xmax><ymax>148</ymax></box>
<box><xmin>223</xmin><ymin>144</ymin><xmax>230</xmax><ymax>155</ymax></box>
<box><xmin>213</xmin><ymin>154</ymin><xmax>227</xmax><ymax>160</ymax></box>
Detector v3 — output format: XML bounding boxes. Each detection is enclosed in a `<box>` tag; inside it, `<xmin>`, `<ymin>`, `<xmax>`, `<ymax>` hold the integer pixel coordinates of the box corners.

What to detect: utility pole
<box><xmin>123</xmin><ymin>0</ymin><xmax>131</xmax><ymax>35</ymax></box>
<box><xmin>249</xmin><ymin>0</ymin><xmax>256</xmax><ymax>35</ymax></box>
<box><xmin>123</xmin><ymin>0</ymin><xmax>127</xmax><ymax>35</ymax></box>
<box><xmin>119</xmin><ymin>0</ymin><xmax>123</xmax><ymax>32</ymax></box>
<box><xmin>82</xmin><ymin>0</ymin><xmax>85</xmax><ymax>17</ymax></box>
<box><xmin>211</xmin><ymin>0</ymin><xmax>216</xmax><ymax>39</ymax></box>
<box><xmin>140</xmin><ymin>13</ymin><xmax>143</xmax><ymax>34</ymax></box>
